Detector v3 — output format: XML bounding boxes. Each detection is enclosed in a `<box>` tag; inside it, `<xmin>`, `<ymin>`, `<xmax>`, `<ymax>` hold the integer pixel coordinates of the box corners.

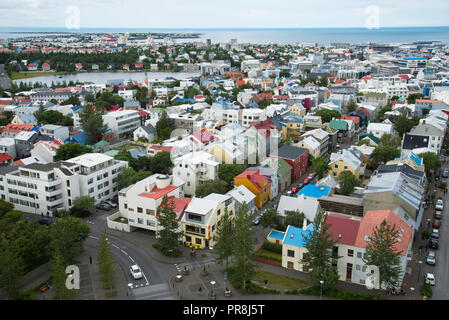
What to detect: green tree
<box><xmin>61</xmin><ymin>95</ymin><xmax>81</xmax><ymax>106</ymax></box>
<box><xmin>318</xmin><ymin>75</ymin><xmax>328</xmax><ymax>87</ymax></box>
<box><xmin>51</xmin><ymin>249</ymin><xmax>77</xmax><ymax>300</ymax></box>
<box><xmin>363</xmin><ymin>219</ymin><xmax>403</xmax><ymax>292</ymax></box>
<box><xmin>419</xmin><ymin>152</ymin><xmax>442</xmax><ymax>177</ymax></box>
<box><xmin>0</xmin><ymin>237</ymin><xmax>25</xmax><ymax>299</ymax></box>
<box><xmin>301</xmin><ymin>209</ymin><xmax>339</xmax><ymax>293</ymax></box>
<box><xmin>117</xmin><ymin>167</ymin><xmax>152</xmax><ymax>190</ymax></box>
<box><xmin>49</xmin><ymin>217</ymin><xmax>90</xmax><ymax>264</ymax></box>
<box><xmin>212</xmin><ymin>207</ymin><xmax>234</xmax><ymax>267</ymax></box>
<box><xmin>378</xmin><ymin>133</ymin><xmax>402</xmax><ymax>149</ymax></box>
<box><xmin>55</xmin><ymin>143</ymin><xmax>93</xmax><ymax>161</ymax></box>
<box><xmin>98</xmin><ymin>230</ymin><xmax>116</xmax><ymax>291</ymax></box>
<box><xmin>337</xmin><ymin>171</ymin><xmax>358</xmax><ymax>196</ymax></box>
<box><xmin>156</xmin><ymin>196</ymin><xmax>182</xmax><ymax>254</ymax></box>
<box><xmin>284</xmin><ymin>210</ymin><xmax>306</xmax><ymax>229</ymax></box>
<box><xmin>311</xmin><ymin>156</ymin><xmax>330</xmax><ymax>179</ymax></box>
<box><xmin>407</xmin><ymin>93</ymin><xmax>424</xmax><ymax>104</ymax></box>
<box><xmin>394</xmin><ymin>115</ymin><xmax>416</xmax><ymax>137</ymax></box>
<box><xmin>155</xmin><ymin>111</ymin><xmax>172</xmax><ymax>140</ymax></box>
<box><xmin>79</xmin><ymin>104</ymin><xmax>105</xmax><ymax>144</ymax></box>
<box><xmin>70</xmin><ymin>196</ymin><xmax>95</xmax><ymax>218</ymax></box>
<box><xmin>0</xmin><ymin>199</ymin><xmax>14</xmax><ymax>219</ymax></box>
<box><xmin>0</xmin><ymin>111</ymin><xmax>14</xmax><ymax>126</ymax></box>
<box><xmin>315</xmin><ymin>109</ymin><xmax>341</xmax><ymax>123</ymax></box>
<box><xmin>260</xmin><ymin>208</ymin><xmax>281</xmax><ymax>229</ymax></box>
<box><xmin>346</xmin><ymin>101</ymin><xmax>358</xmax><ymax>113</ymax></box>
<box><xmin>231</xmin><ymin>203</ymin><xmax>255</xmax><ymax>290</ymax></box>
<box><xmin>150</xmin><ymin>151</ymin><xmax>173</xmax><ymax>174</ymax></box>
<box><xmin>195</xmin><ymin>179</ymin><xmax>229</xmax><ymax>198</ymax></box>
<box><xmin>371</xmin><ymin>145</ymin><xmax>401</xmax><ymax>167</ymax></box>
<box><xmin>218</xmin><ymin>164</ymin><xmax>244</xmax><ymax>187</ymax></box>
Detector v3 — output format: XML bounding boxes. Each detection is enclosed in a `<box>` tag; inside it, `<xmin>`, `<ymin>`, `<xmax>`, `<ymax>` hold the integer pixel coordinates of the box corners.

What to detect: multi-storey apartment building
<box><xmin>0</xmin><ymin>153</ymin><xmax>127</xmax><ymax>216</ymax></box>
<box><xmin>103</xmin><ymin>110</ymin><xmax>140</xmax><ymax>139</ymax></box>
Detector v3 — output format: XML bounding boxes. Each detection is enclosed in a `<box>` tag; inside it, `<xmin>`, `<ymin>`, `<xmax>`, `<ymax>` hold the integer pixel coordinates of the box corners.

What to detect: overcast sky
<box><xmin>1</xmin><ymin>0</ymin><xmax>449</xmax><ymax>29</ymax></box>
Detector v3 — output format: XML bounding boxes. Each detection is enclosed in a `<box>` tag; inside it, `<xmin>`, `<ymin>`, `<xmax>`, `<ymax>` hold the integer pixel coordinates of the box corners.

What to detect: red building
<box><xmin>270</xmin><ymin>145</ymin><xmax>309</xmax><ymax>182</ymax></box>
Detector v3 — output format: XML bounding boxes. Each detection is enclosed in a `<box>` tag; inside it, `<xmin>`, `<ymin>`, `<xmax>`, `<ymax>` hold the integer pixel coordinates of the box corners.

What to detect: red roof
<box><xmin>235</xmin><ymin>170</ymin><xmax>268</xmax><ymax>191</ymax></box>
<box><xmin>327</xmin><ymin>213</ymin><xmax>361</xmax><ymax>246</ymax></box>
<box><xmin>192</xmin><ymin>128</ymin><xmax>215</xmax><ymax>144</ymax></box>
<box><xmin>163</xmin><ymin>196</ymin><xmax>192</xmax><ymax>219</ymax></box>
<box><xmin>247</xmin><ymin>118</ymin><xmax>276</xmax><ymax>138</ymax></box>
<box><xmin>150</xmin><ymin>145</ymin><xmax>174</xmax><ymax>152</ymax></box>
<box><xmin>355</xmin><ymin>210</ymin><xmax>412</xmax><ymax>256</ymax></box>
<box><xmin>236</xmin><ymin>80</ymin><xmax>246</xmax><ymax>86</ymax></box>
<box><xmin>0</xmin><ymin>153</ymin><xmax>13</xmax><ymax>162</ymax></box>
<box><xmin>138</xmin><ymin>185</ymin><xmax>178</xmax><ymax>200</ymax></box>
<box><xmin>3</xmin><ymin>124</ymin><xmax>33</xmax><ymax>133</ymax></box>
<box><xmin>356</xmin><ymin>107</ymin><xmax>370</xmax><ymax>118</ymax></box>
<box><xmin>341</xmin><ymin>115</ymin><xmax>360</xmax><ymax>124</ymax></box>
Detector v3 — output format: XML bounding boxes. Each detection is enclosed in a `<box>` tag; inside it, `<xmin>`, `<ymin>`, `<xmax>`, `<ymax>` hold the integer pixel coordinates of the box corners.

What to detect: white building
<box><xmin>39</xmin><ymin>124</ymin><xmax>70</xmax><ymax>142</ymax></box>
<box><xmin>366</xmin><ymin>122</ymin><xmax>394</xmax><ymax>139</ymax></box>
<box><xmin>173</xmin><ymin>151</ymin><xmax>220</xmax><ymax>196</ymax></box>
<box><xmin>103</xmin><ymin>110</ymin><xmax>140</xmax><ymax>139</ymax></box>
<box><xmin>1</xmin><ymin>153</ymin><xmax>127</xmax><ymax>216</ymax></box>
<box><xmin>0</xmin><ymin>138</ymin><xmax>17</xmax><ymax>158</ymax></box>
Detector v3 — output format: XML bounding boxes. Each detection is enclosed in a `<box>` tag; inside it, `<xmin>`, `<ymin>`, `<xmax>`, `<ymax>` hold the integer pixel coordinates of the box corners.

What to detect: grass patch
<box><xmin>254</xmin><ymin>249</ymin><xmax>282</xmax><ymax>262</ymax></box>
<box><xmin>113</xmin><ymin>216</ymin><xmax>128</xmax><ymax>224</ymax></box>
<box><xmin>105</xmin><ymin>290</ymin><xmax>117</xmax><ymax>298</ymax></box>
<box><xmin>152</xmin><ymin>243</ymin><xmax>182</xmax><ymax>257</ymax></box>
<box><xmin>253</xmin><ymin>269</ymin><xmax>310</xmax><ymax>291</ymax></box>
<box><xmin>300</xmin><ymin>286</ymin><xmax>380</xmax><ymax>300</ymax></box>
<box><xmin>10</xmin><ymin>71</ymin><xmax>66</xmax><ymax>80</ymax></box>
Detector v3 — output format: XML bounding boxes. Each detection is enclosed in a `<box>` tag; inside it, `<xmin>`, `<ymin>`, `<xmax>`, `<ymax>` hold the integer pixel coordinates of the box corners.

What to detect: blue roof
<box><xmin>66</xmin><ymin>132</ymin><xmax>90</xmax><ymax>145</ymax></box>
<box><xmin>395</xmin><ymin>152</ymin><xmax>423</xmax><ymax>166</ymax></box>
<box><xmin>282</xmin><ymin>224</ymin><xmax>314</xmax><ymax>247</ymax></box>
<box><xmin>176</xmin><ymin>98</ymin><xmax>195</xmax><ymax>103</ymax></box>
<box><xmin>297</xmin><ymin>184</ymin><xmax>330</xmax><ymax>198</ymax></box>
<box><xmin>71</xmin><ymin>105</ymin><xmax>82</xmax><ymax>112</ymax></box>
<box><xmin>31</xmin><ymin>125</ymin><xmax>40</xmax><ymax>132</ymax></box>
<box><xmin>268</xmin><ymin>230</ymin><xmax>285</xmax><ymax>240</ymax></box>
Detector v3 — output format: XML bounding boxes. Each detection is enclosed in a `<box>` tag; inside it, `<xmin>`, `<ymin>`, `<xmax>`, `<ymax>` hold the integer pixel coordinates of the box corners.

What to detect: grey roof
<box><xmin>410</xmin><ymin>123</ymin><xmax>443</xmax><ymax>137</ymax></box>
<box><xmin>140</xmin><ymin>124</ymin><xmax>157</xmax><ymax>135</ymax></box>
<box><xmin>0</xmin><ymin>165</ymin><xmax>20</xmax><ymax>176</ymax></box>
<box><xmin>376</xmin><ymin>163</ymin><xmax>425</xmax><ymax>184</ymax></box>
<box><xmin>273</xmin><ymin>145</ymin><xmax>308</xmax><ymax>160</ymax></box>
<box><xmin>402</xmin><ymin>133</ymin><xmax>429</xmax><ymax>150</ymax></box>
<box><xmin>23</xmin><ymin>161</ymin><xmax>74</xmax><ymax>172</ymax></box>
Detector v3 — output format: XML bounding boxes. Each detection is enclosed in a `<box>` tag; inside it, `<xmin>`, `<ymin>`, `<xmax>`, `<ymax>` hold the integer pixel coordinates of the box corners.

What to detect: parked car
<box><xmin>426</xmin><ymin>251</ymin><xmax>436</xmax><ymax>265</ymax></box>
<box><xmin>435</xmin><ymin>210</ymin><xmax>443</xmax><ymax>220</ymax></box>
<box><xmin>425</xmin><ymin>273</ymin><xmax>436</xmax><ymax>286</ymax></box>
<box><xmin>435</xmin><ymin>199</ymin><xmax>444</xmax><ymax>211</ymax></box>
<box><xmin>290</xmin><ymin>186</ymin><xmax>299</xmax><ymax>194</ymax></box>
<box><xmin>253</xmin><ymin>216</ymin><xmax>260</xmax><ymax>225</ymax></box>
<box><xmin>130</xmin><ymin>265</ymin><xmax>143</xmax><ymax>280</ymax></box>
<box><xmin>431</xmin><ymin>229</ymin><xmax>440</xmax><ymax>239</ymax></box>
<box><xmin>442</xmin><ymin>177</ymin><xmax>448</xmax><ymax>185</ymax></box>
<box><xmin>432</xmin><ymin>219</ymin><xmax>441</xmax><ymax>229</ymax></box>
<box><xmin>297</xmin><ymin>183</ymin><xmax>304</xmax><ymax>190</ymax></box>
<box><xmin>429</xmin><ymin>238</ymin><xmax>439</xmax><ymax>249</ymax></box>
<box><xmin>303</xmin><ymin>178</ymin><xmax>310</xmax><ymax>185</ymax></box>
<box><xmin>38</xmin><ymin>218</ymin><xmax>52</xmax><ymax>226</ymax></box>
<box><xmin>103</xmin><ymin>200</ymin><xmax>117</xmax><ymax>208</ymax></box>
<box><xmin>96</xmin><ymin>202</ymin><xmax>111</xmax><ymax>211</ymax></box>
<box><xmin>442</xmin><ymin>168</ymin><xmax>449</xmax><ymax>178</ymax></box>
<box><xmin>310</xmin><ymin>171</ymin><xmax>317</xmax><ymax>178</ymax></box>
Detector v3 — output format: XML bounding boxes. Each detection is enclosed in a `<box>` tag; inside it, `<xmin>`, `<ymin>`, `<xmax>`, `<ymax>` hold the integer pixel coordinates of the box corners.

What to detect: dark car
<box><xmin>429</xmin><ymin>238</ymin><xmax>439</xmax><ymax>249</ymax></box>
<box><xmin>303</xmin><ymin>178</ymin><xmax>310</xmax><ymax>185</ymax></box>
<box><xmin>96</xmin><ymin>202</ymin><xmax>111</xmax><ymax>211</ymax></box>
<box><xmin>297</xmin><ymin>183</ymin><xmax>304</xmax><ymax>190</ymax></box>
<box><xmin>442</xmin><ymin>169</ymin><xmax>449</xmax><ymax>178</ymax></box>
<box><xmin>432</xmin><ymin>219</ymin><xmax>441</xmax><ymax>229</ymax></box>
<box><xmin>38</xmin><ymin>218</ymin><xmax>52</xmax><ymax>226</ymax></box>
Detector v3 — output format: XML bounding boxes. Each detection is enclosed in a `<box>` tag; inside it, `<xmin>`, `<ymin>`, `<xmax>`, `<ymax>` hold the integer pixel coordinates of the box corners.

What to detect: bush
<box><xmin>438</xmin><ymin>183</ymin><xmax>446</xmax><ymax>190</ymax></box>
<box><xmin>422</xmin><ymin>230</ymin><xmax>431</xmax><ymax>240</ymax></box>
<box><xmin>226</xmin><ymin>267</ymin><xmax>279</xmax><ymax>294</ymax></box>
<box><xmin>17</xmin><ymin>290</ymin><xmax>37</xmax><ymax>300</ymax></box>
<box><xmin>254</xmin><ymin>249</ymin><xmax>282</xmax><ymax>262</ymax></box>
<box><xmin>284</xmin><ymin>289</ymin><xmax>299</xmax><ymax>295</ymax></box>
<box><xmin>152</xmin><ymin>243</ymin><xmax>182</xmax><ymax>257</ymax></box>
<box><xmin>262</xmin><ymin>240</ymin><xmax>283</xmax><ymax>254</ymax></box>
<box><xmin>421</xmin><ymin>283</ymin><xmax>432</xmax><ymax>298</ymax></box>
<box><xmin>106</xmin><ymin>290</ymin><xmax>117</xmax><ymax>298</ymax></box>
<box><xmin>299</xmin><ymin>286</ymin><xmax>379</xmax><ymax>300</ymax></box>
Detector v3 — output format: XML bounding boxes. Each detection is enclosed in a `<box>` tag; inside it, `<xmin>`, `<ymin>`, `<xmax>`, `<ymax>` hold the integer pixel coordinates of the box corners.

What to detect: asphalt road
<box><xmin>87</xmin><ymin>210</ymin><xmax>177</xmax><ymax>291</ymax></box>
<box><xmin>0</xmin><ymin>64</ymin><xmax>11</xmax><ymax>90</ymax></box>
<box><xmin>421</xmin><ymin>172</ymin><xmax>449</xmax><ymax>300</ymax></box>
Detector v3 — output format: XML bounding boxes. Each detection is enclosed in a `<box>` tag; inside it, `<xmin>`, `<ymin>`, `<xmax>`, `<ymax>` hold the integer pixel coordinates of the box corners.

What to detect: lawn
<box><xmin>253</xmin><ymin>269</ymin><xmax>310</xmax><ymax>291</ymax></box>
<box><xmin>10</xmin><ymin>71</ymin><xmax>66</xmax><ymax>80</ymax></box>
<box><xmin>254</xmin><ymin>249</ymin><xmax>282</xmax><ymax>262</ymax></box>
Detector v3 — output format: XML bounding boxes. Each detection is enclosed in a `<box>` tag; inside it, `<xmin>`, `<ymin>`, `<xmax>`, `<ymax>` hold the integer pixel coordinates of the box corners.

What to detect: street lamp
<box><xmin>418</xmin><ymin>261</ymin><xmax>423</xmax><ymax>283</ymax></box>
<box><xmin>210</xmin><ymin>280</ymin><xmax>216</xmax><ymax>299</ymax></box>
<box><xmin>320</xmin><ymin>280</ymin><xmax>324</xmax><ymax>300</ymax></box>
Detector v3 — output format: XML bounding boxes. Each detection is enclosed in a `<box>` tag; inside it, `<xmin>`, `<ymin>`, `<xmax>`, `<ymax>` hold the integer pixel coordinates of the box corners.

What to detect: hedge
<box><xmin>421</xmin><ymin>283</ymin><xmax>432</xmax><ymax>298</ymax></box>
<box><xmin>262</xmin><ymin>240</ymin><xmax>283</xmax><ymax>254</ymax></box>
<box><xmin>300</xmin><ymin>286</ymin><xmax>380</xmax><ymax>300</ymax></box>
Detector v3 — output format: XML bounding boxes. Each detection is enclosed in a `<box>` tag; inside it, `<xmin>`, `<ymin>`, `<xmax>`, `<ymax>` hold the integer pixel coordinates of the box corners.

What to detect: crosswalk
<box><xmin>175</xmin><ymin>257</ymin><xmax>216</xmax><ymax>272</ymax></box>
<box><xmin>132</xmin><ymin>283</ymin><xmax>175</xmax><ymax>300</ymax></box>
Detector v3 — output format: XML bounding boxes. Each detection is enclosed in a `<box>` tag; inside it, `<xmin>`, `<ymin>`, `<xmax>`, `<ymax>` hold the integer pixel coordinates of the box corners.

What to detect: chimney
<box><xmin>302</xmin><ymin>218</ymin><xmax>308</xmax><ymax>230</ymax></box>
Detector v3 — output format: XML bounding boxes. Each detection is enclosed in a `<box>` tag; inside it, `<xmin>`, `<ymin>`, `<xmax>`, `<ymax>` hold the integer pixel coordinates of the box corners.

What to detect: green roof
<box><xmin>95</xmin><ymin>140</ymin><xmax>110</xmax><ymax>147</ymax></box>
<box><xmin>358</xmin><ymin>132</ymin><xmax>380</xmax><ymax>144</ymax></box>
<box><xmin>329</xmin><ymin>120</ymin><xmax>348</xmax><ymax>130</ymax></box>
<box><xmin>104</xmin><ymin>150</ymin><xmax>119</xmax><ymax>157</ymax></box>
<box><xmin>261</xmin><ymin>157</ymin><xmax>292</xmax><ymax>177</ymax></box>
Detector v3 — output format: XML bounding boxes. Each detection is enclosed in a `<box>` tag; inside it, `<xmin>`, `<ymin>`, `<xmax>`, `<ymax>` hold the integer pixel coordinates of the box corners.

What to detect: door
<box><xmin>346</xmin><ymin>263</ymin><xmax>353</xmax><ymax>281</ymax></box>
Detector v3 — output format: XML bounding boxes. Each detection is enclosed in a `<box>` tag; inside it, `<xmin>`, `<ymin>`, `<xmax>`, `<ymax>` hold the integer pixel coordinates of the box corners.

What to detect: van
<box><xmin>434</xmin><ymin>210</ymin><xmax>443</xmax><ymax>219</ymax></box>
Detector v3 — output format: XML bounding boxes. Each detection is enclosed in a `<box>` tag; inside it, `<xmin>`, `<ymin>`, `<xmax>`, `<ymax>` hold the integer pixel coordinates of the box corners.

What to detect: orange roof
<box><xmin>0</xmin><ymin>153</ymin><xmax>13</xmax><ymax>162</ymax></box>
<box><xmin>235</xmin><ymin>170</ymin><xmax>268</xmax><ymax>191</ymax></box>
<box><xmin>138</xmin><ymin>185</ymin><xmax>178</xmax><ymax>200</ymax></box>
<box><xmin>3</xmin><ymin>124</ymin><xmax>33</xmax><ymax>133</ymax></box>
<box><xmin>354</xmin><ymin>210</ymin><xmax>412</xmax><ymax>256</ymax></box>
<box><xmin>163</xmin><ymin>196</ymin><xmax>192</xmax><ymax>217</ymax></box>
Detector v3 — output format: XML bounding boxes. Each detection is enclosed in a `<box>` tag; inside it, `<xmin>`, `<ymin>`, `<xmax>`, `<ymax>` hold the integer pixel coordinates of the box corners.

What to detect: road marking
<box><xmin>89</xmin><ymin>235</ymin><xmax>99</xmax><ymax>240</ymax></box>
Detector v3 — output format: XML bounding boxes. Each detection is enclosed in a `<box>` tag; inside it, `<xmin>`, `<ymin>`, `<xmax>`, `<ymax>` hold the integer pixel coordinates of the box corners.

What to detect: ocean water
<box><xmin>1</xmin><ymin>27</ymin><xmax>449</xmax><ymax>45</ymax></box>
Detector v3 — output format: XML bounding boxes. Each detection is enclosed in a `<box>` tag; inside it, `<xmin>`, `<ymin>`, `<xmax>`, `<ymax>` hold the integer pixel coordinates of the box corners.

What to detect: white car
<box><xmin>431</xmin><ymin>229</ymin><xmax>440</xmax><ymax>239</ymax></box>
<box><xmin>425</xmin><ymin>273</ymin><xmax>436</xmax><ymax>286</ymax></box>
<box><xmin>130</xmin><ymin>265</ymin><xmax>143</xmax><ymax>280</ymax></box>
<box><xmin>435</xmin><ymin>199</ymin><xmax>444</xmax><ymax>211</ymax></box>
<box><xmin>104</xmin><ymin>200</ymin><xmax>117</xmax><ymax>208</ymax></box>
<box><xmin>426</xmin><ymin>251</ymin><xmax>436</xmax><ymax>265</ymax></box>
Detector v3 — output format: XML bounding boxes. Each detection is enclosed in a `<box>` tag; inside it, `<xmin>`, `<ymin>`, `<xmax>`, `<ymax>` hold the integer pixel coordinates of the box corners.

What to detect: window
<box><xmin>356</xmin><ymin>265</ymin><xmax>361</xmax><ymax>271</ymax></box>
<box><xmin>88</xmin><ymin>187</ymin><xmax>94</xmax><ymax>194</ymax></box>
<box><xmin>357</xmin><ymin>252</ymin><xmax>362</xmax><ymax>259</ymax></box>
<box><xmin>348</xmin><ymin>249</ymin><xmax>354</xmax><ymax>257</ymax></box>
<box><xmin>103</xmin><ymin>172</ymin><xmax>108</xmax><ymax>178</ymax></box>
<box><xmin>287</xmin><ymin>261</ymin><xmax>294</xmax><ymax>269</ymax></box>
<box><xmin>287</xmin><ymin>250</ymin><xmax>295</xmax><ymax>257</ymax></box>
<box><xmin>195</xmin><ymin>238</ymin><xmax>202</xmax><ymax>245</ymax></box>
<box><xmin>97</xmin><ymin>175</ymin><xmax>102</xmax><ymax>181</ymax></box>
<box><xmin>66</xmin><ymin>180</ymin><xmax>70</xmax><ymax>187</ymax></box>
<box><xmin>147</xmin><ymin>220</ymin><xmax>155</xmax><ymax>226</ymax></box>
<box><xmin>124</xmin><ymin>203</ymin><xmax>128</xmax><ymax>209</ymax></box>
<box><xmin>137</xmin><ymin>218</ymin><xmax>143</xmax><ymax>224</ymax></box>
<box><xmin>137</xmin><ymin>207</ymin><xmax>143</xmax><ymax>213</ymax></box>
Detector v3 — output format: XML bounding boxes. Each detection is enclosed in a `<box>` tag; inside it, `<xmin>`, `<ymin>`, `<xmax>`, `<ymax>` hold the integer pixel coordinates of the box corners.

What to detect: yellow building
<box><xmin>288</xmin><ymin>104</ymin><xmax>307</xmax><ymax>116</ymax></box>
<box><xmin>280</xmin><ymin>114</ymin><xmax>304</xmax><ymax>142</ymax></box>
<box><xmin>234</xmin><ymin>169</ymin><xmax>271</xmax><ymax>208</ymax></box>
<box><xmin>209</xmin><ymin>141</ymin><xmax>244</xmax><ymax>164</ymax></box>
<box><xmin>329</xmin><ymin>149</ymin><xmax>365</xmax><ymax>179</ymax></box>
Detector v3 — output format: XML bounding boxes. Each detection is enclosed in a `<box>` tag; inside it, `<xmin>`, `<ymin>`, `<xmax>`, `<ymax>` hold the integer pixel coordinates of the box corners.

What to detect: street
<box><xmin>0</xmin><ymin>64</ymin><xmax>11</xmax><ymax>90</ymax></box>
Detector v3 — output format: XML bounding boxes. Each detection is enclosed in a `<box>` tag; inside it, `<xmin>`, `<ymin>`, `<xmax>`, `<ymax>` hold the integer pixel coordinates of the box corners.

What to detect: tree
<box><xmin>363</xmin><ymin>219</ymin><xmax>403</xmax><ymax>291</ymax></box>
<box><xmin>231</xmin><ymin>203</ymin><xmax>255</xmax><ymax>290</ymax></box>
<box><xmin>61</xmin><ymin>95</ymin><xmax>81</xmax><ymax>106</ymax></box>
<box><xmin>98</xmin><ymin>230</ymin><xmax>116</xmax><ymax>291</ymax></box>
<box><xmin>79</xmin><ymin>104</ymin><xmax>105</xmax><ymax>144</ymax></box>
<box><xmin>378</xmin><ymin>133</ymin><xmax>401</xmax><ymax>149</ymax></box>
<box><xmin>0</xmin><ymin>111</ymin><xmax>15</xmax><ymax>126</ymax></box>
<box><xmin>218</xmin><ymin>164</ymin><xmax>244</xmax><ymax>187</ymax></box>
<box><xmin>284</xmin><ymin>211</ymin><xmax>306</xmax><ymax>229</ymax></box>
<box><xmin>150</xmin><ymin>151</ymin><xmax>173</xmax><ymax>174</ymax></box>
<box><xmin>419</xmin><ymin>152</ymin><xmax>441</xmax><ymax>177</ymax></box>
<box><xmin>315</xmin><ymin>109</ymin><xmax>341</xmax><ymax>123</ymax></box>
<box><xmin>0</xmin><ymin>199</ymin><xmax>14</xmax><ymax>219</ymax></box>
<box><xmin>318</xmin><ymin>75</ymin><xmax>328</xmax><ymax>87</ymax></box>
<box><xmin>311</xmin><ymin>156</ymin><xmax>330</xmax><ymax>179</ymax></box>
<box><xmin>301</xmin><ymin>209</ymin><xmax>339</xmax><ymax>293</ymax></box>
<box><xmin>55</xmin><ymin>143</ymin><xmax>93</xmax><ymax>161</ymax></box>
<box><xmin>70</xmin><ymin>196</ymin><xmax>95</xmax><ymax>218</ymax></box>
<box><xmin>394</xmin><ymin>115</ymin><xmax>416</xmax><ymax>137</ymax></box>
<box><xmin>117</xmin><ymin>167</ymin><xmax>152</xmax><ymax>190</ymax></box>
<box><xmin>49</xmin><ymin>217</ymin><xmax>90</xmax><ymax>264</ymax></box>
<box><xmin>155</xmin><ymin>111</ymin><xmax>172</xmax><ymax>140</ymax></box>
<box><xmin>196</xmin><ymin>179</ymin><xmax>229</xmax><ymax>198</ymax></box>
<box><xmin>156</xmin><ymin>196</ymin><xmax>182</xmax><ymax>254</ymax></box>
<box><xmin>407</xmin><ymin>93</ymin><xmax>424</xmax><ymax>104</ymax></box>
<box><xmin>212</xmin><ymin>207</ymin><xmax>234</xmax><ymax>267</ymax></box>
<box><xmin>260</xmin><ymin>208</ymin><xmax>281</xmax><ymax>228</ymax></box>
<box><xmin>337</xmin><ymin>171</ymin><xmax>358</xmax><ymax>196</ymax></box>
<box><xmin>51</xmin><ymin>249</ymin><xmax>77</xmax><ymax>300</ymax></box>
<box><xmin>371</xmin><ymin>145</ymin><xmax>400</xmax><ymax>167</ymax></box>
<box><xmin>346</xmin><ymin>101</ymin><xmax>358</xmax><ymax>113</ymax></box>
<box><xmin>0</xmin><ymin>237</ymin><xmax>25</xmax><ymax>299</ymax></box>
